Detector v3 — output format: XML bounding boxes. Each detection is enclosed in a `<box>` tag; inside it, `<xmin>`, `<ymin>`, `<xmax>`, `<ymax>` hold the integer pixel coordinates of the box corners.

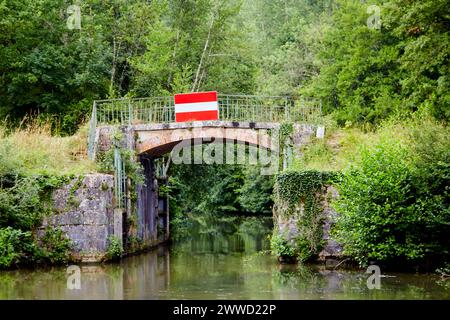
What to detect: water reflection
<box><xmin>0</xmin><ymin>216</ymin><xmax>448</xmax><ymax>300</ymax></box>
<box><xmin>0</xmin><ymin>246</ymin><xmax>170</xmax><ymax>300</ymax></box>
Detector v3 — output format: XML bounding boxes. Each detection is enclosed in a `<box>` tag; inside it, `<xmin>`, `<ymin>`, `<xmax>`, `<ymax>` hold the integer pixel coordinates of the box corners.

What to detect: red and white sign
<box><xmin>174</xmin><ymin>91</ymin><xmax>219</xmax><ymax>122</ymax></box>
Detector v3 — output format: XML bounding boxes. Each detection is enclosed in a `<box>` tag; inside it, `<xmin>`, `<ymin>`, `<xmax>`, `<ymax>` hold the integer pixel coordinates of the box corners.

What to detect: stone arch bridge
<box><xmin>44</xmin><ymin>94</ymin><xmax>322</xmax><ymax>262</ymax></box>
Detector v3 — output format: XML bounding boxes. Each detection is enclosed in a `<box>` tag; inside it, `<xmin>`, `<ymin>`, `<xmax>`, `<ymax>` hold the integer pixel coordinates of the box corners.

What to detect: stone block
<box><xmin>38</xmin><ymin>174</ymin><xmax>116</xmax><ymax>262</ymax></box>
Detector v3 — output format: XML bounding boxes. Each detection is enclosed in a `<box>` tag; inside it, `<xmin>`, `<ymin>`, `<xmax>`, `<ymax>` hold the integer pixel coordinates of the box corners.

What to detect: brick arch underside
<box><xmin>136</xmin><ymin>127</ymin><xmax>275</xmax><ymax>157</ymax></box>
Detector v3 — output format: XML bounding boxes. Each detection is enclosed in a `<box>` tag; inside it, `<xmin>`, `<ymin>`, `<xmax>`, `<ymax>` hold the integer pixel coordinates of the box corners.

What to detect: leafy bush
<box><xmin>106</xmin><ymin>236</ymin><xmax>124</xmax><ymax>261</ymax></box>
<box><xmin>0</xmin><ymin>227</ymin><xmax>71</xmax><ymax>269</ymax></box>
<box><xmin>39</xmin><ymin>228</ymin><xmax>72</xmax><ymax>264</ymax></box>
<box><xmin>0</xmin><ymin>157</ymin><xmax>74</xmax><ymax>268</ymax></box>
<box><xmin>270</xmin><ymin>233</ymin><xmax>296</xmax><ymax>259</ymax></box>
<box><xmin>295</xmin><ymin>237</ymin><xmax>319</xmax><ymax>263</ymax></box>
<box><xmin>332</xmin><ymin>114</ymin><xmax>450</xmax><ymax>269</ymax></box>
<box><xmin>0</xmin><ymin>176</ymin><xmax>49</xmax><ymax>231</ymax></box>
<box><xmin>0</xmin><ymin>227</ymin><xmax>36</xmax><ymax>268</ymax></box>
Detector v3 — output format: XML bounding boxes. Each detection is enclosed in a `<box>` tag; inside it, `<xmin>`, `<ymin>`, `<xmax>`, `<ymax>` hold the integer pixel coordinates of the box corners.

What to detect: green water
<box><xmin>0</xmin><ymin>216</ymin><xmax>448</xmax><ymax>300</ymax></box>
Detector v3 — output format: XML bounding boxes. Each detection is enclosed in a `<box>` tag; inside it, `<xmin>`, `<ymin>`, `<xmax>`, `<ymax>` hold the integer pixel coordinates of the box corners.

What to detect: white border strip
<box><xmin>175</xmin><ymin>101</ymin><xmax>218</xmax><ymax>113</ymax></box>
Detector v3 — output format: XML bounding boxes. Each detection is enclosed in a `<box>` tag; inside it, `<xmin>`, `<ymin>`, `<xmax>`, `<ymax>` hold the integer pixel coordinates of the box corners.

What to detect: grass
<box><xmin>290</xmin><ymin>109</ymin><xmax>448</xmax><ymax>172</ymax></box>
<box><xmin>0</xmin><ymin>120</ymin><xmax>97</xmax><ymax>176</ymax></box>
<box><xmin>292</xmin><ymin>122</ymin><xmax>375</xmax><ymax>172</ymax></box>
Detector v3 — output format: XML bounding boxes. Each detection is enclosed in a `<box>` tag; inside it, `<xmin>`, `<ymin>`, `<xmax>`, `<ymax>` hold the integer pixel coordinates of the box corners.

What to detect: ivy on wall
<box><xmin>272</xmin><ymin>170</ymin><xmax>338</xmax><ymax>262</ymax></box>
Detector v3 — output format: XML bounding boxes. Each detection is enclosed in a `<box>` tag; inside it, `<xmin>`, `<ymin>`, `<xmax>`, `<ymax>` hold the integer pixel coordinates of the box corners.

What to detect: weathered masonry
<box><xmin>40</xmin><ymin>175</ymin><xmax>116</xmax><ymax>262</ymax></box>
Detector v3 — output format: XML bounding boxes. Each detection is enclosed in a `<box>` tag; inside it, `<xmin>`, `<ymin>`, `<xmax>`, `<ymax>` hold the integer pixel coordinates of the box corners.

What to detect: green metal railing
<box><xmin>87</xmin><ymin>94</ymin><xmax>322</xmax><ymax>159</ymax></box>
<box><xmin>113</xmin><ymin>142</ymin><xmax>127</xmax><ymax>209</ymax></box>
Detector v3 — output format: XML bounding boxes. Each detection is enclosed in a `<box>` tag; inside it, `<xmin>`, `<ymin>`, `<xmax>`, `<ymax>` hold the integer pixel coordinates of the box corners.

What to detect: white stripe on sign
<box><xmin>174</xmin><ymin>101</ymin><xmax>218</xmax><ymax>113</ymax></box>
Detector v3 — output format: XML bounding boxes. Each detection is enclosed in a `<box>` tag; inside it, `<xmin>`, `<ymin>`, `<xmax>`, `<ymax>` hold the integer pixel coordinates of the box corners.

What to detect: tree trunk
<box><xmin>192</xmin><ymin>17</ymin><xmax>215</xmax><ymax>92</ymax></box>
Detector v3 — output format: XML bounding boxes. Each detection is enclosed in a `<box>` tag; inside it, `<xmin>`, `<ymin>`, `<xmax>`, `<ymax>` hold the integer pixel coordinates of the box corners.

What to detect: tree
<box><xmin>385</xmin><ymin>0</ymin><xmax>450</xmax><ymax>120</ymax></box>
<box><xmin>130</xmin><ymin>0</ymin><xmax>256</xmax><ymax>96</ymax></box>
<box><xmin>0</xmin><ymin>0</ymin><xmax>111</xmax><ymax>133</ymax></box>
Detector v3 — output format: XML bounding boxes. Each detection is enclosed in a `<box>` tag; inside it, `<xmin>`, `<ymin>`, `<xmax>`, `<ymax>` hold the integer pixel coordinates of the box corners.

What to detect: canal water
<box><xmin>0</xmin><ymin>216</ymin><xmax>448</xmax><ymax>300</ymax></box>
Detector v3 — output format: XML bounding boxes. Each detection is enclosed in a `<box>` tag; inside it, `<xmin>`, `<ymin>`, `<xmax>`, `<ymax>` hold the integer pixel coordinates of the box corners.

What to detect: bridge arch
<box><xmin>134</xmin><ymin>122</ymin><xmax>278</xmax><ymax>158</ymax></box>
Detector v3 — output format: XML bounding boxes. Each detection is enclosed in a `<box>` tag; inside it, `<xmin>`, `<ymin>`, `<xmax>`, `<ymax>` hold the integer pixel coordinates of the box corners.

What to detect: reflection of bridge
<box><xmin>86</xmin><ymin>94</ymin><xmax>322</xmax><ymax>258</ymax></box>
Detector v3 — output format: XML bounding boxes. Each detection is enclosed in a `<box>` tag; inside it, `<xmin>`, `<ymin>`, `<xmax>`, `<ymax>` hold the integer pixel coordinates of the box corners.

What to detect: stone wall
<box><xmin>40</xmin><ymin>174</ymin><xmax>119</xmax><ymax>262</ymax></box>
<box><xmin>274</xmin><ymin>185</ymin><xmax>343</xmax><ymax>263</ymax></box>
<box><xmin>40</xmin><ymin>170</ymin><xmax>169</xmax><ymax>262</ymax></box>
<box><xmin>318</xmin><ymin>186</ymin><xmax>343</xmax><ymax>261</ymax></box>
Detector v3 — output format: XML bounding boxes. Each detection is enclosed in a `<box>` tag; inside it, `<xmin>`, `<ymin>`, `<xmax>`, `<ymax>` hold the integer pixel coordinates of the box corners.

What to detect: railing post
<box><xmin>114</xmin><ymin>143</ymin><xmax>121</xmax><ymax>208</ymax></box>
<box><xmin>226</xmin><ymin>95</ymin><xmax>229</xmax><ymax>121</ymax></box>
<box><xmin>319</xmin><ymin>99</ymin><xmax>323</xmax><ymax>124</ymax></box>
<box><xmin>87</xmin><ymin>102</ymin><xmax>97</xmax><ymax>160</ymax></box>
<box><xmin>128</xmin><ymin>101</ymin><xmax>133</xmax><ymax>126</ymax></box>
<box><xmin>114</xmin><ymin>141</ymin><xmax>126</xmax><ymax>209</ymax></box>
<box><xmin>284</xmin><ymin>97</ymin><xmax>290</xmax><ymax>122</ymax></box>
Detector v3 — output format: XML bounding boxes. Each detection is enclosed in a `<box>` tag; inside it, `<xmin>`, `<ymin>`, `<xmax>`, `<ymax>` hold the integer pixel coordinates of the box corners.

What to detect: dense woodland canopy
<box><xmin>1</xmin><ymin>0</ymin><xmax>448</xmax><ymax>133</ymax></box>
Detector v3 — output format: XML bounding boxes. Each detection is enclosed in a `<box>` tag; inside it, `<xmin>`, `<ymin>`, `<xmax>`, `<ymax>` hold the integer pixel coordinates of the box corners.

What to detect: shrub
<box><xmin>106</xmin><ymin>236</ymin><xmax>124</xmax><ymax>261</ymax></box>
<box><xmin>270</xmin><ymin>233</ymin><xmax>296</xmax><ymax>260</ymax></box>
<box><xmin>238</xmin><ymin>167</ymin><xmax>274</xmax><ymax>214</ymax></box>
<box><xmin>332</xmin><ymin>114</ymin><xmax>450</xmax><ymax>269</ymax></box>
<box><xmin>0</xmin><ymin>227</ymin><xmax>36</xmax><ymax>268</ymax></box>
<box><xmin>0</xmin><ymin>176</ymin><xmax>49</xmax><ymax>231</ymax></box>
<box><xmin>0</xmin><ymin>162</ymin><xmax>74</xmax><ymax>268</ymax></box>
<box><xmin>39</xmin><ymin>228</ymin><xmax>72</xmax><ymax>264</ymax></box>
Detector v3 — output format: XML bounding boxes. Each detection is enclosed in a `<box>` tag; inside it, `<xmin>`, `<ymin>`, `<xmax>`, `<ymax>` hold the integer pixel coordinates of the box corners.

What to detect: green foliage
<box><xmin>168</xmin><ymin>159</ymin><xmax>274</xmax><ymax>217</ymax></box>
<box><xmin>273</xmin><ymin>170</ymin><xmax>336</xmax><ymax>262</ymax></box>
<box><xmin>242</xmin><ymin>0</ymin><xmax>333</xmax><ymax>96</ymax></box>
<box><xmin>0</xmin><ymin>0</ymin><xmax>252</xmax><ymax>132</ymax></box>
<box><xmin>98</xmin><ymin>132</ymin><xmax>144</xmax><ymax>186</ymax></box>
<box><xmin>279</xmin><ymin>123</ymin><xmax>294</xmax><ymax>139</ymax></box>
<box><xmin>0</xmin><ymin>0</ymin><xmax>448</xmax><ymax>133</ymax></box>
<box><xmin>158</xmin><ymin>184</ymin><xmax>170</xmax><ymax>198</ymax></box>
<box><xmin>0</xmin><ymin>227</ymin><xmax>36</xmax><ymax>268</ymax></box>
<box><xmin>38</xmin><ymin>228</ymin><xmax>72</xmax><ymax>264</ymax></box>
<box><xmin>302</xmin><ymin>0</ymin><xmax>449</xmax><ymax>124</ymax></box>
<box><xmin>238</xmin><ymin>167</ymin><xmax>274</xmax><ymax>214</ymax></box>
<box><xmin>0</xmin><ymin>176</ymin><xmax>52</xmax><ymax>231</ymax></box>
<box><xmin>0</xmin><ymin>167</ymin><xmax>73</xmax><ymax>268</ymax></box>
<box><xmin>385</xmin><ymin>0</ymin><xmax>450</xmax><ymax>121</ymax></box>
<box><xmin>106</xmin><ymin>236</ymin><xmax>124</xmax><ymax>261</ymax></box>
<box><xmin>0</xmin><ymin>0</ymin><xmax>112</xmax><ymax>134</ymax></box>
<box><xmin>131</xmin><ymin>0</ymin><xmax>256</xmax><ymax>96</ymax></box>
<box><xmin>270</xmin><ymin>233</ymin><xmax>296</xmax><ymax>259</ymax></box>
<box><xmin>332</xmin><ymin>114</ymin><xmax>450</xmax><ymax>268</ymax></box>
<box><xmin>275</xmin><ymin>170</ymin><xmax>335</xmax><ymax>208</ymax></box>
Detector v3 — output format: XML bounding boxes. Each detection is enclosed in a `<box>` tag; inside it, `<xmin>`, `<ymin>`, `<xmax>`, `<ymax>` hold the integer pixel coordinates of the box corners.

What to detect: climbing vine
<box><xmin>272</xmin><ymin>170</ymin><xmax>338</xmax><ymax>262</ymax></box>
